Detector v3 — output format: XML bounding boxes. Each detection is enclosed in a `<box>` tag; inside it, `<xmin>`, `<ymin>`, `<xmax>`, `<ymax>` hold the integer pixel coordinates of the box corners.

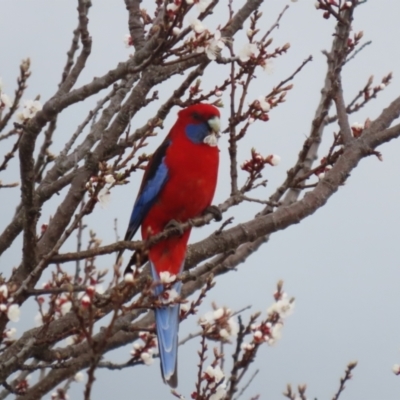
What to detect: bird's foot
<box><xmin>165</xmin><ymin>219</ymin><xmax>184</xmax><ymax>236</ymax></box>
<box><xmin>204</xmin><ymin>205</ymin><xmax>222</xmax><ymax>221</ymax></box>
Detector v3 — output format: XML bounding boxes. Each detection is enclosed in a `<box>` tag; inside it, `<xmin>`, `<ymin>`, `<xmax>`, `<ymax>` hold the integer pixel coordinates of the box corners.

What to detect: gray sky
<box><xmin>1</xmin><ymin>1</ymin><xmax>400</xmax><ymax>399</ymax></box>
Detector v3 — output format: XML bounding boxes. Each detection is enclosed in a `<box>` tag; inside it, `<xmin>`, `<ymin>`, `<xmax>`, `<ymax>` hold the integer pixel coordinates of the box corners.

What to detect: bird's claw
<box><xmin>165</xmin><ymin>219</ymin><xmax>184</xmax><ymax>235</ymax></box>
<box><xmin>204</xmin><ymin>205</ymin><xmax>222</xmax><ymax>221</ymax></box>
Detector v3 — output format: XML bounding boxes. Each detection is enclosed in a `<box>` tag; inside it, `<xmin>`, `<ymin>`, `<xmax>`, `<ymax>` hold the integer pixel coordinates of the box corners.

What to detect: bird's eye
<box><xmin>192</xmin><ymin>112</ymin><xmax>203</xmax><ymax>121</ymax></box>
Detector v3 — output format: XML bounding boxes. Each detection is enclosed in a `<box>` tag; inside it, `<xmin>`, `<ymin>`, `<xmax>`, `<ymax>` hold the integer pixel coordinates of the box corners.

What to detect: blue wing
<box><xmin>125</xmin><ymin>140</ymin><xmax>170</xmax><ymax>241</ymax></box>
<box><xmin>117</xmin><ymin>139</ymin><xmax>170</xmax><ymax>263</ymax></box>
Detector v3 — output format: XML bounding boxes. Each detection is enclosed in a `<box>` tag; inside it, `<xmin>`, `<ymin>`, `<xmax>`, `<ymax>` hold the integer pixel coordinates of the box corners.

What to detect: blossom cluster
<box><xmin>315</xmin><ymin>0</ymin><xmax>355</xmax><ymax>18</ymax></box>
<box><xmin>314</xmin><ymin>159</ymin><xmax>332</xmax><ymax>180</ymax></box>
<box><xmin>200</xmin><ymin>364</ymin><xmax>227</xmax><ymax>400</ymax></box>
<box><xmin>0</xmin><ymin>283</ymin><xmax>21</xmax><ymax>324</ymax></box>
<box><xmin>241</xmin><ymin>283</ymin><xmax>294</xmax><ymax>353</ymax></box>
<box><xmin>35</xmin><ymin>267</ymin><xmax>106</xmax><ymax>326</ymax></box>
<box><xmin>241</xmin><ymin>149</ymin><xmax>280</xmax><ymax>175</ymax></box>
<box><xmin>86</xmin><ymin>173</ymin><xmax>116</xmax><ymax>209</ymax></box>
<box><xmin>130</xmin><ymin>331</ymin><xmax>158</xmax><ymax>366</ymax></box>
<box><xmin>245</xmin><ymin>294</ymin><xmax>294</xmax><ymax>347</ymax></box>
<box><xmin>199</xmin><ymin>305</ymin><xmax>239</xmax><ymax>342</ymax></box>
<box><xmin>183</xmin><ymin>20</ymin><xmax>225</xmax><ymax>61</ymax></box>
<box><xmin>16</xmin><ymin>99</ymin><xmax>42</xmax><ymax>123</ymax></box>
<box><xmin>156</xmin><ymin>271</ymin><xmax>181</xmax><ymax>305</ymax></box>
<box><xmin>14</xmin><ymin>375</ymin><xmax>31</xmax><ymax>395</ymax></box>
<box><xmin>125</xmin><ymin>1</ymin><xmax>224</xmax><ymax>61</ymax></box>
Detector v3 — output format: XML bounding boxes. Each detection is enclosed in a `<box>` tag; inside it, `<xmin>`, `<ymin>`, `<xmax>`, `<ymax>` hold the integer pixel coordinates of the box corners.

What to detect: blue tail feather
<box><xmin>151</xmin><ymin>263</ymin><xmax>182</xmax><ymax>388</ymax></box>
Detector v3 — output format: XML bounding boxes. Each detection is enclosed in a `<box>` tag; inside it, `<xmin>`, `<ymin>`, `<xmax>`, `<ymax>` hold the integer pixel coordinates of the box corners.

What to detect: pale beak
<box><xmin>207</xmin><ymin>116</ymin><xmax>221</xmax><ymax>136</ymax></box>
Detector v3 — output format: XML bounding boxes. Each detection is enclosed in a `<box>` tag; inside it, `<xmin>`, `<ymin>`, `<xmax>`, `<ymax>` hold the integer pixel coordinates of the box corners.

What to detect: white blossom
<box><xmin>140</xmin><ymin>351</ymin><xmax>154</xmax><ymax>365</ymax></box>
<box><xmin>74</xmin><ymin>372</ymin><xmax>85</xmax><ymax>382</ymax></box>
<box><xmin>0</xmin><ymin>77</ymin><xmax>3</xmax><ymax>92</ymax></box>
<box><xmin>213</xmin><ymin>308</ymin><xmax>224</xmax><ymax>320</ymax></box>
<box><xmin>0</xmin><ymin>304</ymin><xmax>7</xmax><ymax>312</ymax></box>
<box><xmin>219</xmin><ymin>329</ymin><xmax>229</xmax><ymax>339</ymax></box>
<box><xmin>210</xmin><ymin>387</ymin><xmax>227</xmax><ymax>400</ymax></box>
<box><xmin>267</xmin><ymin>294</ymin><xmax>294</xmax><ymax>318</ymax></box>
<box><xmin>133</xmin><ymin>342</ymin><xmax>143</xmax><ymax>351</ymax></box>
<box><xmin>159</xmin><ymin>271</ymin><xmax>177</xmax><ymax>284</ymax></box>
<box><xmin>124</xmin><ymin>273</ymin><xmax>134</xmax><ymax>283</ymax></box>
<box><xmin>345</xmin><ymin>1</ymin><xmax>353</xmax><ymax>6</ymax></box>
<box><xmin>180</xmin><ymin>303</ymin><xmax>190</xmax><ymax>313</ymax></box>
<box><xmin>196</xmin><ymin>46</ymin><xmax>205</xmax><ymax>54</ymax></box>
<box><xmin>239</xmin><ymin>43</ymin><xmax>258</xmax><ymax>62</ymax></box>
<box><xmin>166</xmin><ymin>2</ymin><xmax>180</xmax><ymax>12</ymax></box>
<box><xmin>172</xmin><ymin>27</ymin><xmax>182</xmax><ymax>36</ymax></box>
<box><xmin>97</xmin><ymin>187</ymin><xmax>111</xmax><ymax>209</ymax></box>
<box><xmin>205</xmin><ymin>365</ymin><xmax>225</xmax><ymax>383</ymax></box>
<box><xmin>60</xmin><ymin>301</ymin><xmax>72</xmax><ymax>316</ymax></box>
<box><xmin>315</xmin><ymin>2</ymin><xmax>320</xmax><ymax>8</ymax></box>
<box><xmin>205</xmin><ymin>365</ymin><xmax>226</xmax><ymax>399</ymax></box>
<box><xmin>34</xmin><ymin>313</ymin><xmax>43</xmax><ymax>326</ymax></box>
<box><xmin>186</xmin><ymin>0</ymin><xmax>194</xmax><ymax>4</ymax></box>
<box><xmin>190</xmin><ymin>18</ymin><xmax>206</xmax><ymax>34</ymax></box>
<box><xmin>0</xmin><ymin>93</ymin><xmax>12</xmax><ymax>108</ymax></box>
<box><xmin>16</xmin><ymin>99</ymin><xmax>42</xmax><ymax>122</ymax></box>
<box><xmin>246</xmin><ymin>29</ymin><xmax>254</xmax><ymax>38</ymax></box>
<box><xmin>393</xmin><ymin>364</ymin><xmax>400</xmax><ymax>375</ymax></box>
<box><xmin>269</xmin><ymin>154</ymin><xmax>281</xmax><ymax>166</ymax></box>
<box><xmin>241</xmin><ymin>342</ymin><xmax>254</xmax><ymax>351</ymax></box>
<box><xmin>104</xmin><ymin>174</ymin><xmax>115</xmax><ymax>184</ymax></box>
<box><xmin>81</xmin><ymin>294</ymin><xmax>91</xmax><ymax>306</ymax></box>
<box><xmin>0</xmin><ymin>284</ymin><xmax>8</xmax><ymax>299</ymax></box>
<box><xmin>199</xmin><ymin>311</ymin><xmax>214</xmax><ymax>325</ymax></box>
<box><xmin>257</xmin><ymin>96</ymin><xmax>270</xmax><ymax>112</ymax></box>
<box><xmin>5</xmin><ymin>327</ymin><xmax>17</xmax><ymax>339</ymax></box>
<box><xmin>317</xmin><ymin>172</ymin><xmax>325</xmax><ymax>180</ymax></box>
<box><xmin>253</xmin><ymin>330</ymin><xmax>262</xmax><ymax>339</ymax></box>
<box><xmin>270</xmin><ymin>322</ymin><xmax>283</xmax><ymax>342</ymax></box>
<box><xmin>262</xmin><ymin>59</ymin><xmax>274</xmax><ymax>75</ymax></box>
<box><xmin>351</xmin><ymin>122</ymin><xmax>363</xmax><ymax>130</ymax></box>
<box><xmin>161</xmin><ymin>288</ymin><xmax>179</xmax><ymax>304</ymax></box>
<box><xmin>227</xmin><ymin>317</ymin><xmax>239</xmax><ymax>336</ymax></box>
<box><xmin>205</xmin><ymin>30</ymin><xmax>225</xmax><ymax>60</ymax></box>
<box><xmin>7</xmin><ymin>304</ymin><xmax>20</xmax><ymax>322</ymax></box>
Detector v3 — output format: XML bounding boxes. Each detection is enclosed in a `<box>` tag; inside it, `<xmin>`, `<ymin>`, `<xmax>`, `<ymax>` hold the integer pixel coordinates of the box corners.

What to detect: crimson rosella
<box><xmin>121</xmin><ymin>103</ymin><xmax>221</xmax><ymax>387</ymax></box>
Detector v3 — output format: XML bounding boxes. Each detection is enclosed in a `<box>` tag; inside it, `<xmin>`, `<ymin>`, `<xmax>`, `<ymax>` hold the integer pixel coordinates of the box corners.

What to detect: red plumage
<box><xmin>142</xmin><ymin>104</ymin><xmax>220</xmax><ymax>275</ymax></box>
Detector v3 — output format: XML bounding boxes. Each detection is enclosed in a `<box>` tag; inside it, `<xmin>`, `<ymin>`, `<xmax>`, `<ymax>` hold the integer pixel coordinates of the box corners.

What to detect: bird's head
<box><xmin>178</xmin><ymin>103</ymin><xmax>221</xmax><ymax>147</ymax></box>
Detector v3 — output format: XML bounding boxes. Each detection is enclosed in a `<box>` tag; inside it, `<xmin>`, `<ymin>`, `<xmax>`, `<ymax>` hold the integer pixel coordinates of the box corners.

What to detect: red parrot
<box><xmin>120</xmin><ymin>103</ymin><xmax>221</xmax><ymax>387</ymax></box>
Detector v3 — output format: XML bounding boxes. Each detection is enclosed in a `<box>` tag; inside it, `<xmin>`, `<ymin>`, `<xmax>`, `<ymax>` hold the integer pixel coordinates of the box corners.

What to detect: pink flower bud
<box><xmin>81</xmin><ymin>294</ymin><xmax>91</xmax><ymax>307</ymax></box>
<box><xmin>86</xmin><ymin>286</ymin><xmax>95</xmax><ymax>297</ymax></box>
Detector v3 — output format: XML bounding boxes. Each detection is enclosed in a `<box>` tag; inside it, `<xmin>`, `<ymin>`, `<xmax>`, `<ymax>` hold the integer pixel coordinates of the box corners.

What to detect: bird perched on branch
<box><xmin>119</xmin><ymin>103</ymin><xmax>221</xmax><ymax>387</ymax></box>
